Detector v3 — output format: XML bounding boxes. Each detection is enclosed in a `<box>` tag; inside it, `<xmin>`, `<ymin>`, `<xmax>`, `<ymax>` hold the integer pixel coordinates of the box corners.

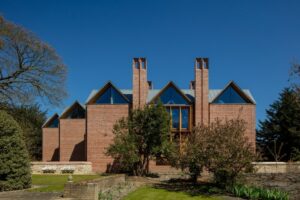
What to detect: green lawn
<box><xmin>123</xmin><ymin>187</ymin><xmax>222</xmax><ymax>200</ymax></box>
<box><xmin>30</xmin><ymin>174</ymin><xmax>102</xmax><ymax>192</ymax></box>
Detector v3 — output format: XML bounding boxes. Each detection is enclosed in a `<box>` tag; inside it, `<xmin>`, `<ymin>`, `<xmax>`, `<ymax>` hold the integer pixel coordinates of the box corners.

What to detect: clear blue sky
<box><xmin>1</xmin><ymin>0</ymin><xmax>300</xmax><ymax>125</ymax></box>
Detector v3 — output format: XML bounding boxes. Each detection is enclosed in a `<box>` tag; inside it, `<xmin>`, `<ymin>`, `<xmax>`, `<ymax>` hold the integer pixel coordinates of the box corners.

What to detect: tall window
<box><xmin>166</xmin><ymin>106</ymin><xmax>190</xmax><ymax>130</ymax></box>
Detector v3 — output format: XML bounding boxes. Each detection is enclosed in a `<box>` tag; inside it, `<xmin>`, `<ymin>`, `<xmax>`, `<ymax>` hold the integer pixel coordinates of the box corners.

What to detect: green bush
<box><xmin>0</xmin><ymin>111</ymin><xmax>31</xmax><ymax>191</ymax></box>
<box><xmin>231</xmin><ymin>184</ymin><xmax>289</xmax><ymax>200</ymax></box>
<box><xmin>172</xmin><ymin>119</ymin><xmax>255</xmax><ymax>187</ymax></box>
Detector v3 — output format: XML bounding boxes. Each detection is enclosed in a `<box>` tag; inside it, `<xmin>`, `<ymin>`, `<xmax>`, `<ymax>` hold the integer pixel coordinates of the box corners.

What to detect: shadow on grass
<box><xmin>153</xmin><ymin>178</ymin><xmax>226</xmax><ymax>197</ymax></box>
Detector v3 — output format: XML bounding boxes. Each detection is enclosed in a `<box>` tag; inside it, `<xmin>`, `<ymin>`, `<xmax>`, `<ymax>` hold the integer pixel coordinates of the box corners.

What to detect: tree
<box><xmin>289</xmin><ymin>61</ymin><xmax>300</xmax><ymax>94</ymax></box>
<box><xmin>0</xmin><ymin>110</ymin><xmax>31</xmax><ymax>191</ymax></box>
<box><xmin>257</xmin><ymin>88</ymin><xmax>300</xmax><ymax>161</ymax></box>
<box><xmin>172</xmin><ymin>119</ymin><xmax>255</xmax><ymax>187</ymax></box>
<box><xmin>0</xmin><ymin>16</ymin><xmax>67</xmax><ymax>106</ymax></box>
<box><xmin>106</xmin><ymin>102</ymin><xmax>173</xmax><ymax>176</ymax></box>
<box><xmin>0</xmin><ymin>104</ymin><xmax>46</xmax><ymax>160</ymax></box>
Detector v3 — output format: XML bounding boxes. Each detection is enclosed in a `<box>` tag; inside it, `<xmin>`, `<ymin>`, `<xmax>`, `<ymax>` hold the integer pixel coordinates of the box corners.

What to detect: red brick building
<box><xmin>42</xmin><ymin>58</ymin><xmax>256</xmax><ymax>172</ymax></box>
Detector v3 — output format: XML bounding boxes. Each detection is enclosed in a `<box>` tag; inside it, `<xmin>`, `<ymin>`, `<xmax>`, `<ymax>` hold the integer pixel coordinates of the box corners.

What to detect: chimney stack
<box><xmin>132</xmin><ymin>58</ymin><xmax>148</xmax><ymax>109</ymax></box>
<box><xmin>194</xmin><ymin>57</ymin><xmax>209</xmax><ymax>125</ymax></box>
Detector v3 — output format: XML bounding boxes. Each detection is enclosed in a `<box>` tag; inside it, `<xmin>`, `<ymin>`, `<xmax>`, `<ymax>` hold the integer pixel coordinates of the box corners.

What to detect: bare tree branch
<box><xmin>0</xmin><ymin>16</ymin><xmax>67</xmax><ymax>106</ymax></box>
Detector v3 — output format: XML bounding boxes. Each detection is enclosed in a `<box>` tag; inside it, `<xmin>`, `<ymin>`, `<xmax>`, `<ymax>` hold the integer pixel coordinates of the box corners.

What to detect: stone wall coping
<box><xmin>31</xmin><ymin>161</ymin><xmax>92</xmax><ymax>165</ymax></box>
<box><xmin>252</xmin><ymin>162</ymin><xmax>300</xmax><ymax>165</ymax></box>
<box><xmin>69</xmin><ymin>174</ymin><xmax>126</xmax><ymax>185</ymax></box>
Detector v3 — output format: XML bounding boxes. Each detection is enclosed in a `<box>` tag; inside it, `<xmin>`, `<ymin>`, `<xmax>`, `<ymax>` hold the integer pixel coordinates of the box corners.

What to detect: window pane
<box><xmin>181</xmin><ymin>108</ymin><xmax>189</xmax><ymax>129</ymax></box>
<box><xmin>96</xmin><ymin>87</ymin><xmax>112</xmax><ymax>104</ymax></box>
<box><xmin>158</xmin><ymin>86</ymin><xmax>189</xmax><ymax>105</ymax></box>
<box><xmin>111</xmin><ymin>87</ymin><xmax>128</xmax><ymax>104</ymax></box>
<box><xmin>48</xmin><ymin>118</ymin><xmax>59</xmax><ymax>128</ymax></box>
<box><xmin>96</xmin><ymin>86</ymin><xmax>128</xmax><ymax>104</ymax></box>
<box><xmin>67</xmin><ymin>106</ymin><xmax>85</xmax><ymax>119</ymax></box>
<box><xmin>172</xmin><ymin>108</ymin><xmax>179</xmax><ymax>129</ymax></box>
<box><xmin>213</xmin><ymin>86</ymin><xmax>247</xmax><ymax>104</ymax></box>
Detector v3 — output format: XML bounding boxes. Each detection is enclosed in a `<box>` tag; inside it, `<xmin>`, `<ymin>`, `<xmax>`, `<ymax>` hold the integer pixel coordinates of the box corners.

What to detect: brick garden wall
<box><xmin>42</xmin><ymin>128</ymin><xmax>59</xmax><ymax>161</ymax></box>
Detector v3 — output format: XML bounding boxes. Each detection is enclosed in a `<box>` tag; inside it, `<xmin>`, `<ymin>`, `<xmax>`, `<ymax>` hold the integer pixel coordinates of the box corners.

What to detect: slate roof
<box><xmin>86</xmin><ymin>88</ymin><xmax>256</xmax><ymax>104</ymax></box>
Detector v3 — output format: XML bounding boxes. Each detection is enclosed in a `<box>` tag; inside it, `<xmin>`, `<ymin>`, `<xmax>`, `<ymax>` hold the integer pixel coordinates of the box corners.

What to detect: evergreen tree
<box><xmin>0</xmin><ymin>111</ymin><xmax>31</xmax><ymax>191</ymax></box>
<box><xmin>0</xmin><ymin>104</ymin><xmax>46</xmax><ymax>160</ymax></box>
<box><xmin>257</xmin><ymin>88</ymin><xmax>300</xmax><ymax>161</ymax></box>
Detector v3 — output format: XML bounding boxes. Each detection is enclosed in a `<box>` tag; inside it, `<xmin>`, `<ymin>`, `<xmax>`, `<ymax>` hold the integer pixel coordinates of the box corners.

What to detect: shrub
<box><xmin>231</xmin><ymin>184</ymin><xmax>289</xmax><ymax>200</ymax></box>
<box><xmin>172</xmin><ymin>119</ymin><xmax>256</xmax><ymax>187</ymax></box>
<box><xmin>106</xmin><ymin>102</ymin><xmax>173</xmax><ymax>176</ymax></box>
<box><xmin>0</xmin><ymin>111</ymin><xmax>31</xmax><ymax>191</ymax></box>
<box><xmin>61</xmin><ymin>166</ymin><xmax>75</xmax><ymax>174</ymax></box>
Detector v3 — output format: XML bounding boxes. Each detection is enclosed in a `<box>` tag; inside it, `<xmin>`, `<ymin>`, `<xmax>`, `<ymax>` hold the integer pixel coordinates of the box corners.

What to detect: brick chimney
<box><xmin>132</xmin><ymin>58</ymin><xmax>148</xmax><ymax>109</ymax></box>
<box><xmin>194</xmin><ymin>58</ymin><xmax>209</xmax><ymax>125</ymax></box>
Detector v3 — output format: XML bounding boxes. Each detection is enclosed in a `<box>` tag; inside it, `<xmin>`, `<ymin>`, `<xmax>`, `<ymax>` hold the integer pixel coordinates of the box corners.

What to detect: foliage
<box><xmin>106</xmin><ymin>102</ymin><xmax>173</xmax><ymax>176</ymax></box>
<box><xmin>30</xmin><ymin>174</ymin><xmax>102</xmax><ymax>192</ymax></box>
<box><xmin>0</xmin><ymin>16</ymin><xmax>67</xmax><ymax>106</ymax></box>
<box><xmin>0</xmin><ymin>110</ymin><xmax>31</xmax><ymax>191</ymax></box>
<box><xmin>171</xmin><ymin>119</ymin><xmax>256</xmax><ymax>187</ymax></box>
<box><xmin>257</xmin><ymin>88</ymin><xmax>300</xmax><ymax>161</ymax></box>
<box><xmin>289</xmin><ymin>61</ymin><xmax>300</xmax><ymax>94</ymax></box>
<box><xmin>231</xmin><ymin>184</ymin><xmax>289</xmax><ymax>200</ymax></box>
<box><xmin>0</xmin><ymin>104</ymin><xmax>46</xmax><ymax>160</ymax></box>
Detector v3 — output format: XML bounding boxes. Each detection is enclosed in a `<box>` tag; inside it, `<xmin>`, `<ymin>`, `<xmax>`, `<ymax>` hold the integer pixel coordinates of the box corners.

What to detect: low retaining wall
<box><xmin>253</xmin><ymin>162</ymin><xmax>300</xmax><ymax>173</ymax></box>
<box><xmin>31</xmin><ymin>161</ymin><xmax>93</xmax><ymax>174</ymax></box>
<box><xmin>244</xmin><ymin>173</ymin><xmax>300</xmax><ymax>200</ymax></box>
<box><xmin>64</xmin><ymin>174</ymin><xmax>127</xmax><ymax>200</ymax></box>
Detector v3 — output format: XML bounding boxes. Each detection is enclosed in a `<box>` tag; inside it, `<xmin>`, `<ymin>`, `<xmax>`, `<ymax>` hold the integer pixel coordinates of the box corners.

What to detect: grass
<box><xmin>123</xmin><ymin>186</ymin><xmax>222</xmax><ymax>200</ymax></box>
<box><xmin>29</xmin><ymin>174</ymin><xmax>102</xmax><ymax>192</ymax></box>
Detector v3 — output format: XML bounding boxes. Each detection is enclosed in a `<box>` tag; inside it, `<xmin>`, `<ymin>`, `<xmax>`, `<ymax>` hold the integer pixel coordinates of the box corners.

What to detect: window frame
<box><xmin>165</xmin><ymin>105</ymin><xmax>192</xmax><ymax>132</ymax></box>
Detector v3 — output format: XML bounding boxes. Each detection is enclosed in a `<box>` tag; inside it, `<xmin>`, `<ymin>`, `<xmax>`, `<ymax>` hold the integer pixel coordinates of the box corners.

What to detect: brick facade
<box><xmin>195</xmin><ymin>58</ymin><xmax>209</xmax><ymax>125</ymax></box>
<box><xmin>209</xmin><ymin>104</ymin><xmax>256</xmax><ymax>149</ymax></box>
<box><xmin>59</xmin><ymin>119</ymin><xmax>86</xmax><ymax>161</ymax></box>
<box><xmin>42</xmin><ymin>57</ymin><xmax>256</xmax><ymax>173</ymax></box>
<box><xmin>42</xmin><ymin>127</ymin><xmax>59</xmax><ymax>161</ymax></box>
<box><xmin>132</xmin><ymin>58</ymin><xmax>148</xmax><ymax>109</ymax></box>
<box><xmin>87</xmin><ymin>105</ymin><xmax>129</xmax><ymax>172</ymax></box>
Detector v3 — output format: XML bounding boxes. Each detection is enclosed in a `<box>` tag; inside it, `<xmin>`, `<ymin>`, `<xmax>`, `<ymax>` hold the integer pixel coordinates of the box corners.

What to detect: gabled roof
<box><xmin>148</xmin><ymin>81</ymin><xmax>192</xmax><ymax>104</ymax></box>
<box><xmin>59</xmin><ymin>101</ymin><xmax>86</xmax><ymax>119</ymax></box>
<box><xmin>42</xmin><ymin>113</ymin><xmax>59</xmax><ymax>128</ymax></box>
<box><xmin>210</xmin><ymin>81</ymin><xmax>256</xmax><ymax>104</ymax></box>
<box><xmin>86</xmin><ymin>83</ymin><xmax>256</xmax><ymax>104</ymax></box>
<box><xmin>86</xmin><ymin>81</ymin><xmax>130</xmax><ymax>105</ymax></box>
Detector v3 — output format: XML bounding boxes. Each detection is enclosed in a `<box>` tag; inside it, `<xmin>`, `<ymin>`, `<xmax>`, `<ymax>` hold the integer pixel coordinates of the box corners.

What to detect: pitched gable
<box><xmin>212</xmin><ymin>81</ymin><xmax>255</xmax><ymax>104</ymax></box>
<box><xmin>60</xmin><ymin>101</ymin><xmax>86</xmax><ymax>119</ymax></box>
<box><xmin>150</xmin><ymin>82</ymin><xmax>192</xmax><ymax>105</ymax></box>
<box><xmin>86</xmin><ymin>82</ymin><xmax>129</xmax><ymax>105</ymax></box>
<box><xmin>42</xmin><ymin>113</ymin><xmax>59</xmax><ymax>128</ymax></box>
